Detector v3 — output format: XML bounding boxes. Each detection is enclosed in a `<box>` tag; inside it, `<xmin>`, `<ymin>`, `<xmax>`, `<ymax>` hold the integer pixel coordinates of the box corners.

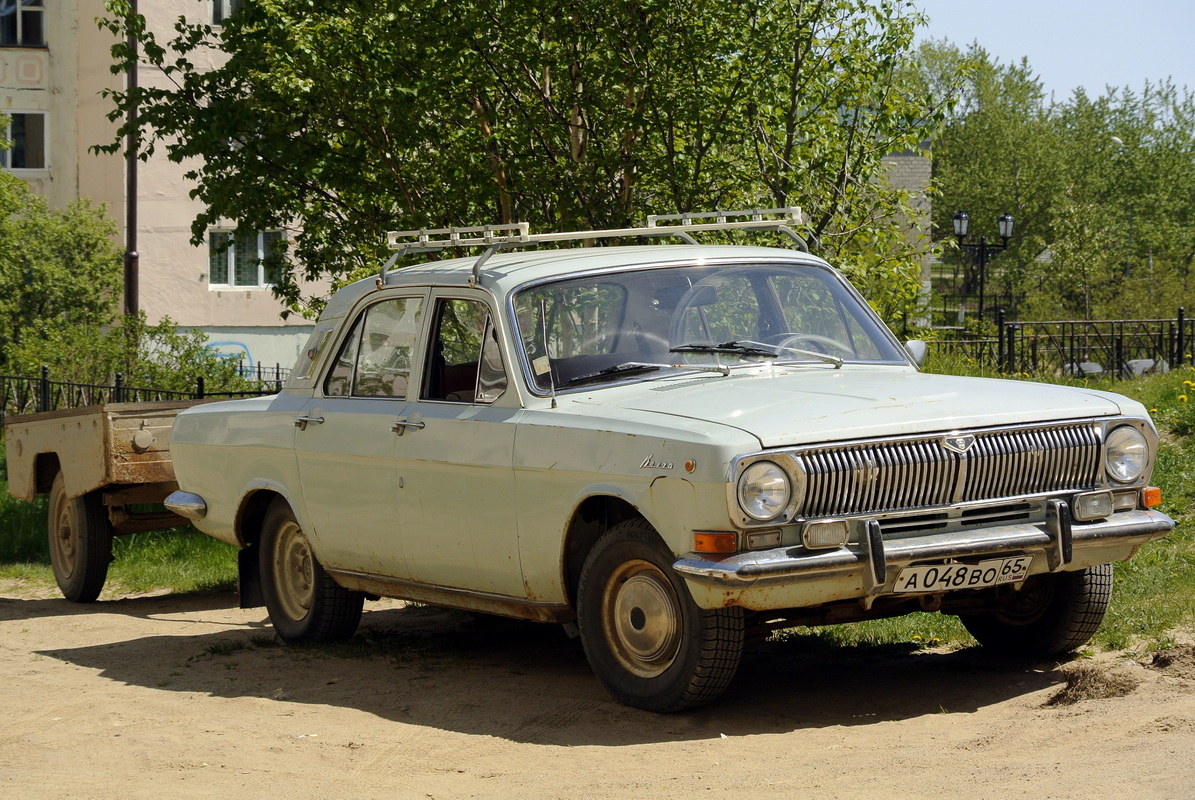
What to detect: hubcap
<box><xmin>50</xmin><ymin>492</ymin><xmax>77</xmax><ymax>579</ymax></box>
<box><xmin>271</xmin><ymin>520</ymin><xmax>315</xmax><ymax>622</ymax></box>
<box><xmin>602</xmin><ymin>559</ymin><xmax>683</xmax><ymax>678</ymax></box>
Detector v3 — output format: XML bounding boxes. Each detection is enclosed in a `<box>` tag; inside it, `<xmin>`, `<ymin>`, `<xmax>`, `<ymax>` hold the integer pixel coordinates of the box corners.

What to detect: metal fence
<box><xmin>927</xmin><ymin>308</ymin><xmax>1195</xmax><ymax>379</ymax></box>
<box><xmin>235</xmin><ymin>361</ymin><xmax>291</xmax><ymax>383</ymax></box>
<box><xmin>0</xmin><ymin>367</ymin><xmax>283</xmax><ymax>420</ymax></box>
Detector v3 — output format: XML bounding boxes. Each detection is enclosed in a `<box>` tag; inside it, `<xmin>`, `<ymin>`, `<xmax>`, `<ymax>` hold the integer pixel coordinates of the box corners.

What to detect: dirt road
<box><xmin>2</xmin><ymin>580</ymin><xmax>1193</xmax><ymax>799</ymax></box>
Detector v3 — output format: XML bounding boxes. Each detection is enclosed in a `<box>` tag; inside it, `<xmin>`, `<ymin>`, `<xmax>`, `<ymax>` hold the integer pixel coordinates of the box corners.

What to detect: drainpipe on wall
<box><xmin>123</xmin><ymin>0</ymin><xmax>139</xmax><ymax>317</ymax></box>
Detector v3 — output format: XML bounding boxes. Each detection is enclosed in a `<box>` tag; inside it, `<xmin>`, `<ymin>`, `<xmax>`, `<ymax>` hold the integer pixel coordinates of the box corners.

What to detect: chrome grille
<box><xmin>794</xmin><ymin>423</ymin><xmax>1102</xmax><ymax>518</ymax></box>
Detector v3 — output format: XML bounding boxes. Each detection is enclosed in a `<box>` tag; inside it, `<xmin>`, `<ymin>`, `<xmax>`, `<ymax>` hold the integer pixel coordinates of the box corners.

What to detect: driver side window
<box><xmin>422</xmin><ymin>298</ymin><xmax>508</xmax><ymax>404</ymax></box>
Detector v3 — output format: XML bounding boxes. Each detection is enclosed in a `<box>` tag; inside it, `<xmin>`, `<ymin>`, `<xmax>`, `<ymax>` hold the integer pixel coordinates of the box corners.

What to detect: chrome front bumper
<box><xmin>674</xmin><ymin>503</ymin><xmax>1174</xmax><ymax>609</ymax></box>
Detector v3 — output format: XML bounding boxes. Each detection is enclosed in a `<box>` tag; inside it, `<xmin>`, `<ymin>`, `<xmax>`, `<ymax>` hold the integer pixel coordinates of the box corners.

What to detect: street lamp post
<box><xmin>953</xmin><ymin>211</ymin><xmax>1015</xmax><ymax>323</ymax></box>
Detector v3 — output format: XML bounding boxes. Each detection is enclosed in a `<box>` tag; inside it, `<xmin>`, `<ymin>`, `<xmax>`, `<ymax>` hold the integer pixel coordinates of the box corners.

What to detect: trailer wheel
<box><xmin>47</xmin><ymin>473</ymin><xmax>113</xmax><ymax>603</ymax></box>
<box><xmin>260</xmin><ymin>499</ymin><xmax>363</xmax><ymax>642</ymax></box>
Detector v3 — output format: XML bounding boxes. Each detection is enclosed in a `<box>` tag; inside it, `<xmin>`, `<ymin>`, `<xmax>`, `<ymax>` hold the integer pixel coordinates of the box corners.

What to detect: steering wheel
<box><xmin>667</xmin><ymin>282</ymin><xmax>721</xmax><ymax>348</ymax></box>
<box><xmin>764</xmin><ymin>332</ymin><xmax>854</xmax><ymax>357</ymax></box>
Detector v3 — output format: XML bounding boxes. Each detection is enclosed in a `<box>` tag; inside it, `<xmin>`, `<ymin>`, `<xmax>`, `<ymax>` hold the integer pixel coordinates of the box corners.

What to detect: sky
<box><xmin>914</xmin><ymin>1</ymin><xmax>1195</xmax><ymax>100</ymax></box>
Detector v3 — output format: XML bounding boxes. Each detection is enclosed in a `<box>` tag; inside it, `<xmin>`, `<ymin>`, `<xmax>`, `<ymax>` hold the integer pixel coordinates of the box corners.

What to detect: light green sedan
<box><xmin>167</xmin><ymin>222</ymin><xmax>1174</xmax><ymax>712</ymax></box>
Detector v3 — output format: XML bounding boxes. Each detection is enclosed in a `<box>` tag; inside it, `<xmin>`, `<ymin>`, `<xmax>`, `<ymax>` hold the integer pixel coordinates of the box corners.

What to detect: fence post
<box><xmin>1178</xmin><ymin>307</ymin><xmax>1187</xmax><ymax>367</ymax></box>
<box><xmin>995</xmin><ymin>308</ymin><xmax>1005</xmax><ymax>371</ymax></box>
<box><xmin>38</xmin><ymin>365</ymin><xmax>50</xmax><ymax>413</ymax></box>
<box><xmin>1115</xmin><ymin>336</ymin><xmax>1124</xmax><ymax>379</ymax></box>
<box><xmin>114</xmin><ymin>373</ymin><xmax>124</xmax><ymax>403</ymax></box>
<box><xmin>195</xmin><ymin>376</ymin><xmax>205</xmax><ymax>400</ymax></box>
<box><xmin>1005</xmin><ymin>323</ymin><xmax>1017</xmax><ymax>374</ymax></box>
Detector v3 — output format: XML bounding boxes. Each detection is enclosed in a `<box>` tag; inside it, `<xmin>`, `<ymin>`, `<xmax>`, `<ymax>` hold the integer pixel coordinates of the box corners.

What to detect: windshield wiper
<box><xmin>671</xmin><ymin>340</ymin><xmax>844</xmax><ymax>368</ymax></box>
<box><xmin>556</xmin><ymin>362</ymin><xmax>668</xmax><ymax>389</ymax></box>
<box><xmin>557</xmin><ymin>361</ymin><xmax>729</xmax><ymax>389</ymax></box>
<box><xmin>670</xmin><ymin>341</ymin><xmax>779</xmax><ymax>358</ymax></box>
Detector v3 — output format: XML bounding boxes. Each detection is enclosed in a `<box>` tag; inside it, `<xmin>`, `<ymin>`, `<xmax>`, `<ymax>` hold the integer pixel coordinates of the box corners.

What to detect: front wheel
<box><xmin>259</xmin><ymin>500</ymin><xmax>363</xmax><ymax>643</ymax></box>
<box><xmin>47</xmin><ymin>473</ymin><xmax>112</xmax><ymax>603</ymax></box>
<box><xmin>576</xmin><ymin>518</ymin><xmax>744</xmax><ymax>712</ymax></box>
<box><xmin>959</xmin><ymin>564</ymin><xmax>1113</xmax><ymax>657</ymax></box>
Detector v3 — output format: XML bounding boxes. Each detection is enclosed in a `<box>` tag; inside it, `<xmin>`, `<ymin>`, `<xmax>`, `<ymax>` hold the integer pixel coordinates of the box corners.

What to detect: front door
<box><xmin>392</xmin><ymin>294</ymin><xmax>524</xmax><ymax>596</ymax></box>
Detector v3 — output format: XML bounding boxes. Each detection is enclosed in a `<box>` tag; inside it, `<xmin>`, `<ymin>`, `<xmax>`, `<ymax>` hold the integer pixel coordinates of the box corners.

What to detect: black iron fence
<box><xmin>928</xmin><ymin>308</ymin><xmax>1195</xmax><ymax>379</ymax></box>
<box><xmin>235</xmin><ymin>361</ymin><xmax>291</xmax><ymax>383</ymax></box>
<box><xmin>0</xmin><ymin>367</ymin><xmax>283</xmax><ymax>420</ymax></box>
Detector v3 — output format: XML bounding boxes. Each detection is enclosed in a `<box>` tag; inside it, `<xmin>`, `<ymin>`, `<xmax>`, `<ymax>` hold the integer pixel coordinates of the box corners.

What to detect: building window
<box><xmin>209</xmin><ymin>230</ymin><xmax>285</xmax><ymax>288</ymax></box>
<box><xmin>0</xmin><ymin>0</ymin><xmax>44</xmax><ymax>47</ymax></box>
<box><xmin>1</xmin><ymin>112</ymin><xmax>46</xmax><ymax>169</ymax></box>
<box><xmin>212</xmin><ymin>0</ymin><xmax>242</xmax><ymax>25</ymax></box>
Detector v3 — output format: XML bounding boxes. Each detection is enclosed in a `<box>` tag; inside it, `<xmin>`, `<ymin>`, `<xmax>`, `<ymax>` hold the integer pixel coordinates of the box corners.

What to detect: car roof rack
<box><xmin>377</xmin><ymin>207</ymin><xmax>809</xmax><ymax>288</ymax></box>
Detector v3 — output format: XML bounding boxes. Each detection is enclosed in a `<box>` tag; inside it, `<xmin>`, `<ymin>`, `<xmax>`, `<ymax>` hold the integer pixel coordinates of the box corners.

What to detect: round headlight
<box><xmin>1105</xmin><ymin>425</ymin><xmax>1148</xmax><ymax>483</ymax></box>
<box><xmin>737</xmin><ymin>461</ymin><xmax>791</xmax><ymax>521</ymax></box>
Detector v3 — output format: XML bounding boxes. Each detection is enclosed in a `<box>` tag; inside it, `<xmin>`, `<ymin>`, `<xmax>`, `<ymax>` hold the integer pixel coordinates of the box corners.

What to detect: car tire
<box><xmin>47</xmin><ymin>473</ymin><xmax>112</xmax><ymax>603</ymax></box>
<box><xmin>576</xmin><ymin>518</ymin><xmax>744</xmax><ymax>712</ymax></box>
<box><xmin>259</xmin><ymin>499</ymin><xmax>363</xmax><ymax>643</ymax></box>
<box><xmin>959</xmin><ymin>564</ymin><xmax>1113</xmax><ymax>657</ymax></box>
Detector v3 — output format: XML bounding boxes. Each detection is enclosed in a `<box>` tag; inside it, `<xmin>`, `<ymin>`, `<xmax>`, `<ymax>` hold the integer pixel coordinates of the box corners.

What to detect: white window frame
<box><xmin>208</xmin><ymin>229</ymin><xmax>285</xmax><ymax>290</ymax></box>
<box><xmin>1</xmin><ymin>110</ymin><xmax>48</xmax><ymax>171</ymax></box>
<box><xmin>211</xmin><ymin>0</ymin><xmax>242</xmax><ymax>26</ymax></box>
<box><xmin>0</xmin><ymin>0</ymin><xmax>45</xmax><ymax>48</ymax></box>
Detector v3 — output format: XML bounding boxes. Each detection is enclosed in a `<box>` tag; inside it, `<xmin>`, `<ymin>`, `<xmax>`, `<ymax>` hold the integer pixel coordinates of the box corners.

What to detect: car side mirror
<box><xmin>904</xmin><ymin>339</ymin><xmax>927</xmax><ymax>367</ymax></box>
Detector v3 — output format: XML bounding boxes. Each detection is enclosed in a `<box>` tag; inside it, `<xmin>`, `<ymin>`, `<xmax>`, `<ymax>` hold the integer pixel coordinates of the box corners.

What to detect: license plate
<box><xmin>892</xmin><ymin>556</ymin><xmax>1032</xmax><ymax>594</ymax></box>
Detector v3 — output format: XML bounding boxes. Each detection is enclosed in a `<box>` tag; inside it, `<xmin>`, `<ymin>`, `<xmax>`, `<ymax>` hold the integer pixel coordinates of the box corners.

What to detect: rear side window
<box><xmin>323</xmin><ymin>296</ymin><xmax>424</xmax><ymax>398</ymax></box>
<box><xmin>293</xmin><ymin>325</ymin><xmax>335</xmax><ymax>380</ymax></box>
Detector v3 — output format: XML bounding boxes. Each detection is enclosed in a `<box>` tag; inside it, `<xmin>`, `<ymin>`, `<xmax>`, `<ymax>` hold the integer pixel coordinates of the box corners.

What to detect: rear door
<box><xmin>293</xmin><ymin>292</ymin><xmax>427</xmax><ymax>577</ymax></box>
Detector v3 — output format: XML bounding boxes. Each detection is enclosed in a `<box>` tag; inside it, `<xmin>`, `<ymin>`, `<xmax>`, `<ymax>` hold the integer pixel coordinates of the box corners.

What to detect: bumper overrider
<box><xmin>673</xmin><ymin>501</ymin><xmax>1174</xmax><ymax>610</ymax></box>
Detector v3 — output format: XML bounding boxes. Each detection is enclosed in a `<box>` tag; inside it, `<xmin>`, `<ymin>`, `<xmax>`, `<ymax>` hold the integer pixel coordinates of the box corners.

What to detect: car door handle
<box><xmin>294</xmin><ymin>415</ymin><xmax>325</xmax><ymax>430</ymax></box>
<box><xmin>391</xmin><ymin>418</ymin><xmax>426</xmax><ymax>435</ymax></box>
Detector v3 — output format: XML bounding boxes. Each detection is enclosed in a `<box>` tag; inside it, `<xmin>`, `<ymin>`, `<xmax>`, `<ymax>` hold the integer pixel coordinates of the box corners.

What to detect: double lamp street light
<box><xmin>953</xmin><ymin>210</ymin><xmax>1015</xmax><ymax>323</ymax></box>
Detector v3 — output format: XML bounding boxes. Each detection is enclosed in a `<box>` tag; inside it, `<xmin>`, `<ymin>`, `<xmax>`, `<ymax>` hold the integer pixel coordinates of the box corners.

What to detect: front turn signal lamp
<box><xmin>693</xmin><ymin>532</ymin><xmax>738</xmax><ymax>554</ymax></box>
<box><xmin>1142</xmin><ymin>486</ymin><xmax>1163</xmax><ymax>508</ymax></box>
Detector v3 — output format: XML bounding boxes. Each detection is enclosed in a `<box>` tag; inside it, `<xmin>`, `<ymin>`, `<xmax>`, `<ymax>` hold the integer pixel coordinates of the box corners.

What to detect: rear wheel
<box><xmin>959</xmin><ymin>564</ymin><xmax>1113</xmax><ymax>657</ymax></box>
<box><xmin>47</xmin><ymin>473</ymin><xmax>112</xmax><ymax>603</ymax></box>
<box><xmin>260</xmin><ymin>500</ymin><xmax>363</xmax><ymax>642</ymax></box>
<box><xmin>577</xmin><ymin>518</ymin><xmax>744</xmax><ymax>712</ymax></box>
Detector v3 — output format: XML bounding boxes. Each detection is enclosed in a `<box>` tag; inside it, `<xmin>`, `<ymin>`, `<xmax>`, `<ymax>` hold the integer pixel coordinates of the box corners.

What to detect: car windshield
<box><xmin>512</xmin><ymin>261</ymin><xmax>908</xmax><ymax>392</ymax></box>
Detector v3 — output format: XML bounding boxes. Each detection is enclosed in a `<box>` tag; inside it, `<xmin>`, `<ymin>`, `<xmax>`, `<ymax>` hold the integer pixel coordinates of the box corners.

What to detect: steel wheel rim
<box><xmin>49</xmin><ymin>490</ymin><xmax>77</xmax><ymax>580</ymax></box>
<box><xmin>993</xmin><ymin>575</ymin><xmax>1055</xmax><ymax>625</ymax></box>
<box><xmin>271</xmin><ymin>520</ymin><xmax>315</xmax><ymax>622</ymax></box>
<box><xmin>602</xmin><ymin>559</ymin><xmax>683</xmax><ymax>678</ymax></box>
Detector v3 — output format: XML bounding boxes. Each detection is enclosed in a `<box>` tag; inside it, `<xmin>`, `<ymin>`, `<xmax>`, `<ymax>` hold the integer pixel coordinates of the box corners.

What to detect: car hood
<box><xmin>568</xmin><ymin>367</ymin><xmax>1129</xmax><ymax>448</ymax></box>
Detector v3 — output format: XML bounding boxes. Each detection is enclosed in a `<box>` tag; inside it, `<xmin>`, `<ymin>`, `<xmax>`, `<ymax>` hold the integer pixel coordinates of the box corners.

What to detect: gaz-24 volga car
<box><xmin>166</xmin><ymin>209</ymin><xmax>1175</xmax><ymax>712</ymax></box>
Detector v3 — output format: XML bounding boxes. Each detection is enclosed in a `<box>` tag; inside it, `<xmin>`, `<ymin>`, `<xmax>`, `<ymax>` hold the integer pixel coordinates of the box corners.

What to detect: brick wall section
<box><xmin>880</xmin><ymin>148</ymin><xmax>933</xmax><ymax>287</ymax></box>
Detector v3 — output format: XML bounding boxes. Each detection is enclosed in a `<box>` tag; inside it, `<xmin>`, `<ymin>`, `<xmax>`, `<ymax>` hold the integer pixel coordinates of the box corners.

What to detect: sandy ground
<box><xmin>2</xmin><ymin>580</ymin><xmax>1194</xmax><ymax>800</ymax></box>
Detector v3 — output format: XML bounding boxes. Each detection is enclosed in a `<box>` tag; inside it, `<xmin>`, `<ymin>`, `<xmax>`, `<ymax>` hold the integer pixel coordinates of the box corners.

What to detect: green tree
<box><xmin>98</xmin><ymin>0</ymin><xmax>945</xmax><ymax>323</ymax></box>
<box><xmin>8</xmin><ymin>314</ymin><xmax>253</xmax><ymax>393</ymax></box>
<box><xmin>0</xmin><ymin>171</ymin><xmax>121</xmax><ymax>366</ymax></box>
<box><xmin>928</xmin><ymin>39</ymin><xmax>1195</xmax><ymax>322</ymax></box>
<box><xmin>0</xmin><ymin>158</ymin><xmax>252</xmax><ymax>392</ymax></box>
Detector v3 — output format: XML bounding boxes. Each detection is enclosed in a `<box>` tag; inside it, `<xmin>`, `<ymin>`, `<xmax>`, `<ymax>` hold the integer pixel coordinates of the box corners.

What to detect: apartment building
<box><xmin>0</xmin><ymin>0</ymin><xmax>317</xmax><ymax>372</ymax></box>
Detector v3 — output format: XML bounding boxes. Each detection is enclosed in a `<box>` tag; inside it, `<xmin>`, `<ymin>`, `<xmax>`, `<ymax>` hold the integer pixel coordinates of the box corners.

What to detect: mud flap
<box><xmin>238</xmin><ymin>546</ymin><xmax>264</xmax><ymax>608</ymax></box>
